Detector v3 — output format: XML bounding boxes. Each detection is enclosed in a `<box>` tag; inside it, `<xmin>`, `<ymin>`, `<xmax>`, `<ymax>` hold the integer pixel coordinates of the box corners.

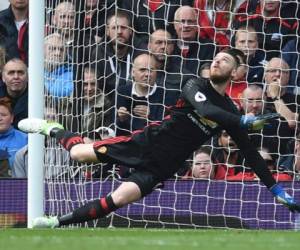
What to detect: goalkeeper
<box><xmin>18</xmin><ymin>49</ymin><xmax>300</xmax><ymax>228</ymax></box>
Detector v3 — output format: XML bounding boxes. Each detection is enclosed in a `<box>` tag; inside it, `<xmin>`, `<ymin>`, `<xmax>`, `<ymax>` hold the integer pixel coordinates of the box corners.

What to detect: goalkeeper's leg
<box><xmin>18</xmin><ymin>118</ymin><xmax>99</xmax><ymax>162</ymax></box>
<box><xmin>33</xmin><ymin>181</ymin><xmax>142</xmax><ymax>228</ymax></box>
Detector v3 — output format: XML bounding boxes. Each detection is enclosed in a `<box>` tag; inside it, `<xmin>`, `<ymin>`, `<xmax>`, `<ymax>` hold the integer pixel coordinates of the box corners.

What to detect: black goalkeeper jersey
<box><xmin>140</xmin><ymin>78</ymin><xmax>276</xmax><ymax>188</ymax></box>
<box><xmin>96</xmin><ymin>77</ymin><xmax>276</xmax><ymax>189</ymax></box>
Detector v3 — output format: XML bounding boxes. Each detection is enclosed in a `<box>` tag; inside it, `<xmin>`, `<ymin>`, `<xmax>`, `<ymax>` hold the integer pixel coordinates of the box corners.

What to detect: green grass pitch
<box><xmin>1</xmin><ymin>228</ymin><xmax>300</xmax><ymax>250</ymax></box>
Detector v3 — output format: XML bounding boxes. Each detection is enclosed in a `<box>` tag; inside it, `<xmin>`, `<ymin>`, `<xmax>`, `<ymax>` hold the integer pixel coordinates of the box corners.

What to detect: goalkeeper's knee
<box><xmin>55</xmin><ymin>130</ymin><xmax>84</xmax><ymax>151</ymax></box>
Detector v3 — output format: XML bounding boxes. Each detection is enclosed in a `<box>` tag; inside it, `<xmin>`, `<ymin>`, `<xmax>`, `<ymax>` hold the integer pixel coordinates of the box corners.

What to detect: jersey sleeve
<box><xmin>227</xmin><ymin>127</ymin><xmax>276</xmax><ymax>189</ymax></box>
<box><xmin>181</xmin><ymin>78</ymin><xmax>241</xmax><ymax>128</ymax></box>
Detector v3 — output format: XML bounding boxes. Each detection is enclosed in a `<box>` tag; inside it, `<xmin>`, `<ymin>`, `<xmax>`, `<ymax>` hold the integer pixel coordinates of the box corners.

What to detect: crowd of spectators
<box><xmin>0</xmin><ymin>0</ymin><xmax>300</xmax><ymax>181</ymax></box>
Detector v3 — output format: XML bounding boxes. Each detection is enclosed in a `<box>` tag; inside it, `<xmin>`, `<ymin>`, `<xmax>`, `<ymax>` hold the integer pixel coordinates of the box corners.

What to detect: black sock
<box><xmin>58</xmin><ymin>195</ymin><xmax>118</xmax><ymax>226</ymax></box>
<box><xmin>52</xmin><ymin>130</ymin><xmax>84</xmax><ymax>151</ymax></box>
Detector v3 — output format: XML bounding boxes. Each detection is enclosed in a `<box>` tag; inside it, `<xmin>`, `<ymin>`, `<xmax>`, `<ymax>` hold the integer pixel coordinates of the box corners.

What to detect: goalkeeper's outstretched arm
<box><xmin>228</xmin><ymin>127</ymin><xmax>300</xmax><ymax>213</ymax></box>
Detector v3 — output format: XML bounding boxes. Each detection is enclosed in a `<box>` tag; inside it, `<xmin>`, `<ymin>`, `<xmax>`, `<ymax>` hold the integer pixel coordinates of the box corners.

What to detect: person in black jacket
<box><xmin>0</xmin><ymin>0</ymin><xmax>28</xmax><ymax>64</ymax></box>
<box><xmin>116</xmin><ymin>53</ymin><xmax>166</xmax><ymax>136</ymax></box>
<box><xmin>0</xmin><ymin>58</ymin><xmax>28</xmax><ymax>128</ymax></box>
<box><xmin>18</xmin><ymin>49</ymin><xmax>300</xmax><ymax>228</ymax></box>
<box><xmin>90</xmin><ymin>9</ymin><xmax>133</xmax><ymax>93</ymax></box>
<box><xmin>173</xmin><ymin>5</ymin><xmax>216</xmax><ymax>76</ymax></box>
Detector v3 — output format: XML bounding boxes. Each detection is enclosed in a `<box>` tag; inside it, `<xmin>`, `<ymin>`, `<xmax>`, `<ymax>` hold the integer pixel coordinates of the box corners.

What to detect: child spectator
<box><xmin>0</xmin><ymin>97</ymin><xmax>27</xmax><ymax>170</ymax></box>
<box><xmin>182</xmin><ymin>146</ymin><xmax>218</xmax><ymax>179</ymax></box>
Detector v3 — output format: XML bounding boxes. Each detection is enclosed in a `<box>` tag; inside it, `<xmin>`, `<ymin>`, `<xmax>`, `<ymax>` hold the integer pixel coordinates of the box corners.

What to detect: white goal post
<box><xmin>27</xmin><ymin>0</ymin><xmax>45</xmax><ymax>228</ymax></box>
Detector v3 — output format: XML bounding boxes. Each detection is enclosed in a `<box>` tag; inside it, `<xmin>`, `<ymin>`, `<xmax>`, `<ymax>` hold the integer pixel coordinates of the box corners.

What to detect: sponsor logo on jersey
<box><xmin>194</xmin><ymin>91</ymin><xmax>207</xmax><ymax>102</ymax></box>
<box><xmin>199</xmin><ymin>117</ymin><xmax>218</xmax><ymax>128</ymax></box>
<box><xmin>187</xmin><ymin>113</ymin><xmax>211</xmax><ymax>135</ymax></box>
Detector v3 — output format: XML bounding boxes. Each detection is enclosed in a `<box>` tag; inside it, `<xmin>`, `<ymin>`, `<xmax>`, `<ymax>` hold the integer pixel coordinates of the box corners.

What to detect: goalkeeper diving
<box><xmin>18</xmin><ymin>49</ymin><xmax>300</xmax><ymax>228</ymax></box>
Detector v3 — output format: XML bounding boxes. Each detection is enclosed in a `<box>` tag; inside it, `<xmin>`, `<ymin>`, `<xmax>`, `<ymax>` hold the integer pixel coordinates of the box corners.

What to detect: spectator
<box><xmin>0</xmin><ymin>0</ymin><xmax>28</xmax><ymax>64</ymax></box>
<box><xmin>225</xmin><ymin>48</ymin><xmax>247</xmax><ymax>110</ymax></box>
<box><xmin>44</xmin><ymin>33</ymin><xmax>73</xmax><ymax>100</ymax></box>
<box><xmin>120</xmin><ymin>0</ymin><xmax>193</xmax><ymax>47</ymax></box>
<box><xmin>233</xmin><ymin>25</ymin><xmax>265</xmax><ymax>83</ymax></box>
<box><xmin>0</xmin><ymin>58</ymin><xmax>28</xmax><ymax>128</ymax></box>
<box><xmin>81</xmin><ymin>0</ymin><xmax>116</xmax><ymax>45</ymax></box>
<box><xmin>241</xmin><ymin>84</ymin><xmax>293</xmax><ymax>155</ymax></box>
<box><xmin>148</xmin><ymin>28</ymin><xmax>191</xmax><ymax>105</ymax></box>
<box><xmin>51</xmin><ymin>1</ymin><xmax>76</xmax><ymax>46</ymax></box>
<box><xmin>49</xmin><ymin>1</ymin><xmax>85</xmax><ymax>70</ymax></box>
<box><xmin>182</xmin><ymin>146</ymin><xmax>218</xmax><ymax>179</ymax></box>
<box><xmin>173</xmin><ymin>5</ymin><xmax>216</xmax><ymax>75</ymax></box>
<box><xmin>12</xmin><ymin>143</ymin><xmax>71</xmax><ymax>179</ymax></box>
<box><xmin>90</xmin><ymin>9</ymin><xmax>133</xmax><ymax>92</ymax></box>
<box><xmin>71</xmin><ymin>64</ymin><xmax>114</xmax><ymax>133</ymax></box>
<box><xmin>234</xmin><ymin>0</ymin><xmax>298</xmax><ymax>60</ymax></box>
<box><xmin>116</xmin><ymin>53</ymin><xmax>165</xmax><ymax>135</ymax></box>
<box><xmin>264</xmin><ymin>57</ymin><xmax>300</xmax><ymax>130</ymax></box>
<box><xmin>0</xmin><ymin>97</ymin><xmax>27</xmax><ymax>170</ymax></box>
<box><xmin>282</xmin><ymin>38</ymin><xmax>300</xmax><ymax>94</ymax></box>
<box><xmin>194</xmin><ymin>0</ymin><xmax>241</xmax><ymax>49</ymax></box>
<box><xmin>11</xmin><ymin>144</ymin><xmax>27</xmax><ymax>178</ymax></box>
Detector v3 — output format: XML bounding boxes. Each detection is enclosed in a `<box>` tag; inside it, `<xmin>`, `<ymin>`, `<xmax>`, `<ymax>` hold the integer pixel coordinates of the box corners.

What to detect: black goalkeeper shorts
<box><xmin>125</xmin><ymin>170</ymin><xmax>163</xmax><ymax>197</ymax></box>
<box><xmin>93</xmin><ymin>131</ymin><xmax>168</xmax><ymax>196</ymax></box>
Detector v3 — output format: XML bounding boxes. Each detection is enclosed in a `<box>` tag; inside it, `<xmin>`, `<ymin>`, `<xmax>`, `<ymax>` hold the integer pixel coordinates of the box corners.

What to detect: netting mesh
<box><xmin>39</xmin><ymin>0</ymin><xmax>300</xmax><ymax>229</ymax></box>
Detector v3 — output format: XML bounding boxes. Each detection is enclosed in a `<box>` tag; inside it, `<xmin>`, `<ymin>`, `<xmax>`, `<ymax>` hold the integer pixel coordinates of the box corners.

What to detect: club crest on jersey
<box><xmin>97</xmin><ymin>146</ymin><xmax>107</xmax><ymax>154</ymax></box>
<box><xmin>194</xmin><ymin>91</ymin><xmax>206</xmax><ymax>102</ymax></box>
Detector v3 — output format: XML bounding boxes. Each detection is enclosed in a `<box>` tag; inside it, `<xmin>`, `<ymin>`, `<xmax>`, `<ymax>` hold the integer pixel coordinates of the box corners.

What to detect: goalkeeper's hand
<box><xmin>270</xmin><ymin>184</ymin><xmax>300</xmax><ymax>212</ymax></box>
<box><xmin>240</xmin><ymin>113</ymin><xmax>280</xmax><ymax>130</ymax></box>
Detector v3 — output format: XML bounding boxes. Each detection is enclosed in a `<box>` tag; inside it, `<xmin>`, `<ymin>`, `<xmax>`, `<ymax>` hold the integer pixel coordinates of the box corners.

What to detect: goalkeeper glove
<box><xmin>240</xmin><ymin>113</ymin><xmax>280</xmax><ymax>130</ymax></box>
<box><xmin>270</xmin><ymin>184</ymin><xmax>300</xmax><ymax>212</ymax></box>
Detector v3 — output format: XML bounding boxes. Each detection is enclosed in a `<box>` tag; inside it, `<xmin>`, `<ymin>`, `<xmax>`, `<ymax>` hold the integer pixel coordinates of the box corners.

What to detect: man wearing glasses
<box><xmin>264</xmin><ymin>57</ymin><xmax>300</xmax><ymax>130</ymax></box>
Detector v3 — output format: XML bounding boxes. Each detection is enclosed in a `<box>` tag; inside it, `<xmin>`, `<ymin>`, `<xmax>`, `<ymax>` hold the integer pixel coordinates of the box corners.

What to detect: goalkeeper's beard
<box><xmin>210</xmin><ymin>73</ymin><xmax>231</xmax><ymax>85</ymax></box>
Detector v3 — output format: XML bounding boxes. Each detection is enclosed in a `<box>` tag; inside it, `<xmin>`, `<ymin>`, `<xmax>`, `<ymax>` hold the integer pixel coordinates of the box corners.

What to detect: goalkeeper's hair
<box><xmin>222</xmin><ymin>48</ymin><xmax>245</xmax><ymax>68</ymax></box>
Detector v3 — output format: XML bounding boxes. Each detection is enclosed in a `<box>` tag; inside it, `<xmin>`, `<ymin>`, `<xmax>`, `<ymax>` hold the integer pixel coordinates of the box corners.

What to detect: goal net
<box><xmin>39</xmin><ymin>0</ymin><xmax>300</xmax><ymax>230</ymax></box>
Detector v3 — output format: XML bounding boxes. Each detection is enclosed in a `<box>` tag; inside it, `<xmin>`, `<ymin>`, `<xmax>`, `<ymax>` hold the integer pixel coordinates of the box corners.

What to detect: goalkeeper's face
<box><xmin>210</xmin><ymin>52</ymin><xmax>237</xmax><ymax>85</ymax></box>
